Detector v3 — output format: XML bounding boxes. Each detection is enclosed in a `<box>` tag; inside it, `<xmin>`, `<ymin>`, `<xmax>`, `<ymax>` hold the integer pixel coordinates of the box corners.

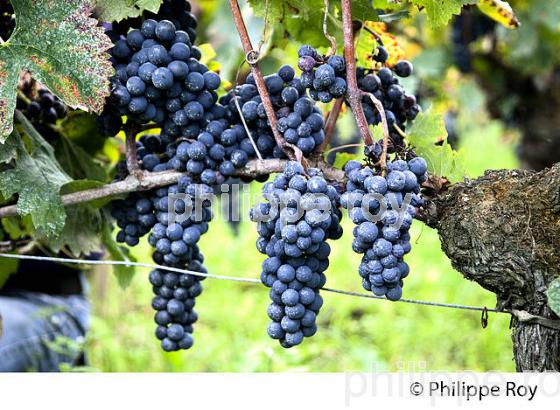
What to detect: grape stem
<box><xmin>362</xmin><ymin>25</ymin><xmax>384</xmax><ymax>46</ymax></box>
<box><xmin>319</xmin><ymin>97</ymin><xmax>344</xmax><ymax>153</ymax></box>
<box><xmin>323</xmin><ymin>0</ymin><xmax>337</xmax><ymax>57</ymax></box>
<box><xmin>228</xmin><ymin>0</ymin><xmax>301</xmax><ymax>162</ymax></box>
<box><xmin>124</xmin><ymin>123</ymin><xmax>141</xmax><ymax>176</ymax></box>
<box><xmin>232</xmin><ymin>95</ymin><xmax>264</xmax><ymax>160</ymax></box>
<box><xmin>364</xmin><ymin>92</ymin><xmax>391</xmax><ymax>171</ymax></box>
<box><xmin>325</xmin><ymin>143</ymin><xmax>363</xmax><ymax>156</ymax></box>
<box><xmin>393</xmin><ymin>123</ymin><xmax>407</xmax><ymax>138</ymax></box>
<box><xmin>137</xmin><ymin>124</ymin><xmax>161</xmax><ymax>132</ymax></box>
<box><xmin>340</xmin><ymin>0</ymin><xmax>374</xmax><ymax>147</ymax></box>
<box><xmin>0</xmin><ymin>238</ymin><xmax>34</xmax><ymax>253</ymax></box>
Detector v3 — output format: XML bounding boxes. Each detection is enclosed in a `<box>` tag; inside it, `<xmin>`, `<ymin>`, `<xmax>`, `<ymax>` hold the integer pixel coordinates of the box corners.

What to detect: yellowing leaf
<box><xmin>477</xmin><ymin>0</ymin><xmax>520</xmax><ymax>29</ymax></box>
<box><xmin>357</xmin><ymin>22</ymin><xmax>405</xmax><ymax>69</ymax></box>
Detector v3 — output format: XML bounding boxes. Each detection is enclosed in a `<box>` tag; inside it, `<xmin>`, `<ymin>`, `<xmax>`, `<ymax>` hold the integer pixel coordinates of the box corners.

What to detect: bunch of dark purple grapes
<box><xmin>106</xmin><ymin>0</ymin><xmax>199</xmax><ymax>44</ymax></box>
<box><xmin>16</xmin><ymin>87</ymin><xmax>68</xmax><ymax>142</ymax></box>
<box><xmin>251</xmin><ymin>161</ymin><xmax>343</xmax><ymax>347</ymax></box>
<box><xmin>146</xmin><ymin>176</ymin><xmax>212</xmax><ymax>351</ymax></box>
<box><xmin>100</xmin><ymin>18</ymin><xmax>221</xmax><ymax>138</ymax></box>
<box><xmin>221</xmin><ymin>64</ymin><xmax>326</xmax><ymax>156</ymax></box>
<box><xmin>341</xmin><ymin>157</ymin><xmax>427</xmax><ymax>300</ymax></box>
<box><xmin>295</xmin><ymin>43</ymin><xmax>421</xmax><ymax>156</ymax></box>
<box><xmin>297</xmin><ymin>45</ymin><xmax>347</xmax><ymax>103</ymax></box>
<box><xmin>357</xmin><ymin>45</ymin><xmax>419</xmax><ymax>153</ymax></box>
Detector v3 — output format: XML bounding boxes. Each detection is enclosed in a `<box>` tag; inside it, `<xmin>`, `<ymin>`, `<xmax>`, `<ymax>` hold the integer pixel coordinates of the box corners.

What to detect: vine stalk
<box><xmin>0</xmin><ymin>158</ymin><xmax>344</xmax><ymax>219</ymax></box>
<box><xmin>124</xmin><ymin>123</ymin><xmax>140</xmax><ymax>175</ymax></box>
<box><xmin>228</xmin><ymin>0</ymin><xmax>300</xmax><ymax>162</ymax></box>
<box><xmin>340</xmin><ymin>0</ymin><xmax>374</xmax><ymax>147</ymax></box>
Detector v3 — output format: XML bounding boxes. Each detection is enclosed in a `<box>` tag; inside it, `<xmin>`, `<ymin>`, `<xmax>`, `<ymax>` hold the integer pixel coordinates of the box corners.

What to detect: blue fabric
<box><xmin>0</xmin><ymin>291</ymin><xmax>90</xmax><ymax>372</ymax></box>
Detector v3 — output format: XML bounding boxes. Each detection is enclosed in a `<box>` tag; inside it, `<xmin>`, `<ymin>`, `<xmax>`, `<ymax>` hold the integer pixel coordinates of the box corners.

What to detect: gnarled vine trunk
<box><xmin>428</xmin><ymin>164</ymin><xmax>560</xmax><ymax>370</ymax></box>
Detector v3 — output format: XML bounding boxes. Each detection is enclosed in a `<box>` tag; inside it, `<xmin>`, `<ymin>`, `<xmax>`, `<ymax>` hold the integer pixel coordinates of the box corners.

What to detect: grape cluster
<box><xmin>297</xmin><ymin>45</ymin><xmax>347</xmax><ymax>103</ymax></box>
<box><xmin>222</xmin><ymin>65</ymin><xmax>325</xmax><ymax>156</ymax></box>
<box><xmin>149</xmin><ymin>260</ymin><xmax>204</xmax><ymax>352</ymax></box>
<box><xmin>19</xmin><ymin>88</ymin><xmax>68</xmax><ymax>124</ymax></box>
<box><xmin>111</xmin><ymin>193</ymin><xmax>157</xmax><ymax>247</ymax></box>
<box><xmin>16</xmin><ymin>87</ymin><xmax>68</xmax><ymax>142</ymax></box>
<box><xmin>166</xmin><ymin>119</ymin><xmax>251</xmax><ymax>181</ymax></box>
<box><xmin>341</xmin><ymin>157</ymin><xmax>427</xmax><ymax>300</ymax></box>
<box><xmin>450</xmin><ymin>11</ymin><xmax>496</xmax><ymax>73</ymax></box>
<box><xmin>145</xmin><ymin>176</ymin><xmax>212</xmax><ymax>351</ymax></box>
<box><xmin>251</xmin><ymin>162</ymin><xmax>343</xmax><ymax>347</ymax></box>
<box><xmin>276</xmin><ymin>96</ymin><xmax>326</xmax><ymax>155</ymax></box>
<box><xmin>295</xmin><ymin>43</ymin><xmax>421</xmax><ymax>156</ymax></box>
<box><xmin>102</xmin><ymin>18</ymin><xmax>221</xmax><ymax>138</ymax></box>
<box><xmin>108</xmin><ymin>0</ymin><xmax>198</xmax><ymax>44</ymax></box>
<box><xmin>357</xmin><ymin>64</ymin><xmax>419</xmax><ymax>154</ymax></box>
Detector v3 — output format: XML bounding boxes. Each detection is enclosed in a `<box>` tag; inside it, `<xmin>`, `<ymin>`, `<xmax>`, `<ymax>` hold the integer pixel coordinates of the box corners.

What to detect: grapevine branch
<box><xmin>340</xmin><ymin>0</ymin><xmax>374</xmax><ymax>147</ymax></box>
<box><xmin>0</xmin><ymin>158</ymin><xmax>344</xmax><ymax>219</ymax></box>
<box><xmin>228</xmin><ymin>0</ymin><xmax>300</xmax><ymax>162</ymax></box>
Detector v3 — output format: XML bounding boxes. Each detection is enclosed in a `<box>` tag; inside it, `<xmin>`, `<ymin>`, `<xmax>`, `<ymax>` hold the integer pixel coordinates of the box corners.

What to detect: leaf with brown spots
<box><xmin>0</xmin><ymin>0</ymin><xmax>113</xmax><ymax>142</ymax></box>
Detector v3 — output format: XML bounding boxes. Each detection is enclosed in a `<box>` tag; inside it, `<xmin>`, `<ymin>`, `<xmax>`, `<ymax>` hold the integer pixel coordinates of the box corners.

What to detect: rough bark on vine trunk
<box><xmin>427</xmin><ymin>164</ymin><xmax>560</xmax><ymax>371</ymax></box>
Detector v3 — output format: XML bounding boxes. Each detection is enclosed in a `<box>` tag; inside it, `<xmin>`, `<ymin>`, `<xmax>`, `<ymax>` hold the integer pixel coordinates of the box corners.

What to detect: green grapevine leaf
<box><xmin>246</xmin><ymin>0</ymin><xmax>285</xmax><ymax>24</ymax></box>
<box><xmin>59</xmin><ymin>111</ymin><xmax>108</xmax><ymax>155</ymax></box>
<box><xmin>410</xmin><ymin>0</ymin><xmax>472</xmax><ymax>28</ymax></box>
<box><xmin>0</xmin><ymin>127</ymin><xmax>70</xmax><ymax>238</ymax></box>
<box><xmin>0</xmin><ymin>258</ymin><xmax>19</xmax><ymax>289</ymax></box>
<box><xmin>45</xmin><ymin>180</ymin><xmax>108</xmax><ymax>254</ymax></box>
<box><xmin>1</xmin><ymin>216</ymin><xmax>30</xmax><ymax>240</ymax></box>
<box><xmin>47</xmin><ymin>205</ymin><xmax>105</xmax><ymax>255</ymax></box>
<box><xmin>356</xmin><ymin>26</ymin><xmax>378</xmax><ymax>68</ymax></box>
<box><xmin>102</xmin><ymin>224</ymin><xmax>137</xmax><ymax>289</ymax></box>
<box><xmin>247</xmin><ymin>0</ymin><xmax>375</xmax><ymax>47</ymax></box>
<box><xmin>372</xmin><ymin>0</ymin><xmax>402</xmax><ymax>10</ymax></box>
<box><xmin>547</xmin><ymin>278</ymin><xmax>560</xmax><ymax>317</ymax></box>
<box><xmin>0</xmin><ymin>131</ymin><xmax>18</xmax><ymax>163</ymax></box>
<box><xmin>0</xmin><ymin>0</ymin><xmax>113</xmax><ymax>141</ymax></box>
<box><xmin>350</xmin><ymin>0</ymin><xmax>377</xmax><ymax>22</ymax></box>
<box><xmin>95</xmin><ymin>0</ymin><xmax>162</xmax><ymax>23</ymax></box>
<box><xmin>406</xmin><ymin>111</ymin><xmax>467</xmax><ymax>183</ymax></box>
<box><xmin>54</xmin><ymin>136</ymin><xmax>107</xmax><ymax>182</ymax></box>
<box><xmin>333</xmin><ymin>152</ymin><xmax>359</xmax><ymax>169</ymax></box>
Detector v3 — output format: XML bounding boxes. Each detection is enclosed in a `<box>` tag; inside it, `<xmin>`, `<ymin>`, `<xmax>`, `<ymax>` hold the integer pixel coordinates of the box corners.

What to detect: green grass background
<box><xmin>86</xmin><ymin>120</ymin><xmax>519</xmax><ymax>372</ymax></box>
